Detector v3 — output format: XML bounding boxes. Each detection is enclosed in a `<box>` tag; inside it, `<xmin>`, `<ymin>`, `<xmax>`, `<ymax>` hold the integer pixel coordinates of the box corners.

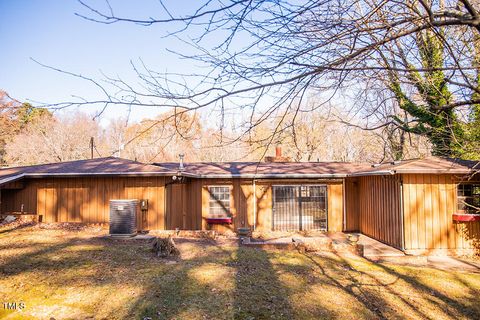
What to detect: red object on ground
<box><xmin>452</xmin><ymin>214</ymin><xmax>480</xmax><ymax>222</ymax></box>
<box><xmin>205</xmin><ymin>217</ymin><xmax>232</xmax><ymax>224</ymax></box>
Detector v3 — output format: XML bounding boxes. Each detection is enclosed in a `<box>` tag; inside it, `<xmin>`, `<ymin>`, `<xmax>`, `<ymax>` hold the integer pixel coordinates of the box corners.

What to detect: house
<box><xmin>0</xmin><ymin>154</ymin><xmax>479</xmax><ymax>255</ymax></box>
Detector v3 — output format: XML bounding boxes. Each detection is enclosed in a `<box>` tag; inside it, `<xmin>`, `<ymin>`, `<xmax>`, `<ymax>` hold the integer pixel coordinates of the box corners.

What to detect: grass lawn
<box><xmin>1</xmin><ymin>223</ymin><xmax>480</xmax><ymax>320</ymax></box>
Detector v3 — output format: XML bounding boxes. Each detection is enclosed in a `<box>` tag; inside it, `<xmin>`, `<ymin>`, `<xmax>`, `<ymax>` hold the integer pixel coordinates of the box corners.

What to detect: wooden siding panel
<box><xmin>445</xmin><ymin>177</ymin><xmax>456</xmax><ymax>249</ymax></box>
<box><xmin>327</xmin><ymin>183</ymin><xmax>343</xmax><ymax>232</ymax></box>
<box><xmin>1</xmin><ymin>177</ymin><xmax>166</xmax><ymax>229</ymax></box>
<box><xmin>36</xmin><ymin>180</ymin><xmax>46</xmax><ymax>221</ymax></box>
<box><xmin>357</xmin><ymin>175</ymin><xmax>402</xmax><ymax>249</ymax></box>
<box><xmin>430</xmin><ymin>175</ymin><xmax>440</xmax><ymax>249</ymax></box>
<box><xmin>426</xmin><ymin>176</ymin><xmax>433</xmax><ymax>249</ymax></box>
<box><xmin>402</xmin><ymin>173</ymin><xmax>480</xmax><ymax>254</ymax></box>
<box><xmin>66</xmin><ymin>178</ymin><xmax>73</xmax><ymax>222</ymax></box>
<box><xmin>345</xmin><ymin>178</ymin><xmax>359</xmax><ymax>231</ymax></box>
<box><xmin>439</xmin><ymin>175</ymin><xmax>448</xmax><ymax>249</ymax></box>
<box><xmin>0</xmin><ymin>179</ymin><xmax>25</xmax><ymax>190</ymax></box>
<box><xmin>410</xmin><ymin>174</ymin><xmax>419</xmax><ymax>249</ymax></box>
<box><xmin>44</xmin><ymin>179</ymin><xmax>56</xmax><ymax>223</ymax></box>
<box><xmin>167</xmin><ymin>183</ymin><xmax>185</xmax><ymax>230</ymax></box>
<box><xmin>418</xmin><ymin>175</ymin><xmax>426</xmax><ymax>250</ymax></box>
<box><xmin>403</xmin><ymin>174</ymin><xmax>411</xmax><ymax>250</ymax></box>
<box><xmin>256</xmin><ymin>184</ymin><xmax>270</xmax><ymax>231</ymax></box>
<box><xmin>145</xmin><ymin>178</ymin><xmax>153</xmax><ymax>229</ymax></box>
<box><xmin>1</xmin><ymin>181</ymin><xmax>38</xmax><ymax>215</ymax></box>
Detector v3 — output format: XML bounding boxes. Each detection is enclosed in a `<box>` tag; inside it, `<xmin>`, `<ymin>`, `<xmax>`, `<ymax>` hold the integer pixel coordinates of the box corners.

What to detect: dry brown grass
<box><xmin>0</xmin><ymin>223</ymin><xmax>479</xmax><ymax>320</ymax></box>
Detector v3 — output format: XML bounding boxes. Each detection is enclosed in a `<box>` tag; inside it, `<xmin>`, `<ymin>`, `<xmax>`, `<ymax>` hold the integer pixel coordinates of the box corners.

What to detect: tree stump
<box><xmin>151</xmin><ymin>236</ymin><xmax>179</xmax><ymax>258</ymax></box>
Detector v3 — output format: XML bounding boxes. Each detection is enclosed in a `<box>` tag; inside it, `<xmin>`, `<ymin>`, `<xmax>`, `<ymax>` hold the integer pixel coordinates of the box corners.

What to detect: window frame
<box><xmin>457</xmin><ymin>183</ymin><xmax>480</xmax><ymax>215</ymax></box>
<box><xmin>207</xmin><ymin>185</ymin><xmax>232</xmax><ymax>218</ymax></box>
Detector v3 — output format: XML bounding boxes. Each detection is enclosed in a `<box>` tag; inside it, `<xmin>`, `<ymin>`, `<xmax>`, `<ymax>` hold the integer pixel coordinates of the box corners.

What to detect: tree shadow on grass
<box><xmin>232</xmin><ymin>247</ymin><xmax>294</xmax><ymax>319</ymax></box>
<box><xmin>119</xmin><ymin>238</ymin><xmax>238</xmax><ymax>320</ymax></box>
<box><xmin>302</xmin><ymin>252</ymin><xmax>480</xmax><ymax>320</ymax></box>
<box><xmin>369</xmin><ymin>258</ymin><xmax>480</xmax><ymax>319</ymax></box>
<box><xmin>0</xmin><ymin>237</ymin><xmax>83</xmax><ymax>276</ymax></box>
<box><xmin>296</xmin><ymin>253</ymin><xmax>388</xmax><ymax>319</ymax></box>
<box><xmin>3</xmin><ymin>228</ymin><xmax>480</xmax><ymax>320</ymax></box>
<box><xmin>119</xmin><ymin>241</ymin><xmax>298</xmax><ymax>319</ymax></box>
<box><xmin>102</xmin><ymin>242</ymin><xmax>480</xmax><ymax>319</ymax></box>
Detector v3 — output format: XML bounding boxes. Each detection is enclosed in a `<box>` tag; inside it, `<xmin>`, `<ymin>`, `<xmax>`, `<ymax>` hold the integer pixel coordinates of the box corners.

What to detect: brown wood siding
<box><xmin>0</xmin><ymin>179</ymin><xmax>25</xmax><ymax>189</ymax></box>
<box><xmin>1</xmin><ymin>177</ymin><xmax>166</xmax><ymax>230</ymax></box>
<box><xmin>166</xmin><ymin>184</ymin><xmax>184</xmax><ymax>229</ymax></box>
<box><xmin>166</xmin><ymin>179</ymin><xmax>204</xmax><ymax>230</ymax></box>
<box><xmin>187</xmin><ymin>179</ymin><xmax>203</xmax><ymax>230</ymax></box>
<box><xmin>402</xmin><ymin>174</ymin><xmax>480</xmax><ymax>254</ymax></box>
<box><xmin>1</xmin><ymin>176</ymin><xmax>345</xmax><ymax>233</ymax></box>
<box><xmin>358</xmin><ymin>175</ymin><xmax>403</xmax><ymax>249</ymax></box>
<box><xmin>344</xmin><ymin>178</ymin><xmax>359</xmax><ymax>231</ymax></box>
<box><xmin>199</xmin><ymin>179</ymin><xmax>258</xmax><ymax>233</ymax></box>
<box><xmin>327</xmin><ymin>183</ymin><xmax>344</xmax><ymax>232</ymax></box>
<box><xmin>1</xmin><ymin>180</ymin><xmax>38</xmax><ymax>214</ymax></box>
<box><xmin>155</xmin><ymin>178</ymin><xmax>345</xmax><ymax>232</ymax></box>
<box><xmin>194</xmin><ymin>179</ymin><xmax>344</xmax><ymax>233</ymax></box>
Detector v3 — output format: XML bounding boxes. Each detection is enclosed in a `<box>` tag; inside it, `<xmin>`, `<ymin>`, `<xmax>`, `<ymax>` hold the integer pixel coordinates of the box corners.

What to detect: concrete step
<box><xmin>357</xmin><ymin>235</ymin><xmax>406</xmax><ymax>259</ymax></box>
<box><xmin>241</xmin><ymin>236</ymin><xmax>361</xmax><ymax>255</ymax></box>
<box><xmin>366</xmin><ymin>255</ymin><xmax>426</xmax><ymax>264</ymax></box>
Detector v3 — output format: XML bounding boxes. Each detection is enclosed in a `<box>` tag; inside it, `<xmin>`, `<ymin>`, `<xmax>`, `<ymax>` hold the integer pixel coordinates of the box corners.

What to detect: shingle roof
<box><xmin>156</xmin><ymin>162</ymin><xmax>370</xmax><ymax>178</ymax></box>
<box><xmin>0</xmin><ymin>157</ymin><xmax>176</xmax><ymax>185</ymax></box>
<box><xmin>352</xmin><ymin>157</ymin><xmax>479</xmax><ymax>175</ymax></box>
<box><xmin>1</xmin><ymin>156</ymin><xmax>478</xmax><ymax>187</ymax></box>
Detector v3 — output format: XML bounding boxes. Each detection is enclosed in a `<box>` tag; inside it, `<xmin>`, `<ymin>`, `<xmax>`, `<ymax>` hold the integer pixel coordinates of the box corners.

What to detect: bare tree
<box><xmin>245</xmin><ymin>104</ymin><xmax>430</xmax><ymax>162</ymax></box>
<box><xmin>32</xmin><ymin>0</ymin><xmax>480</xmax><ymax>160</ymax></box>
<box><xmin>103</xmin><ymin>109</ymin><xmax>203</xmax><ymax>162</ymax></box>
<box><xmin>5</xmin><ymin>112</ymin><xmax>102</xmax><ymax>165</ymax></box>
<box><xmin>0</xmin><ymin>91</ymin><xmax>51</xmax><ymax>164</ymax></box>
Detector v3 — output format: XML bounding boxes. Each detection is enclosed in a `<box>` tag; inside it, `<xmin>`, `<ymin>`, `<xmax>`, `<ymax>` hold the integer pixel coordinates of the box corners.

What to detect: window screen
<box><xmin>208</xmin><ymin>186</ymin><xmax>231</xmax><ymax>218</ymax></box>
<box><xmin>457</xmin><ymin>184</ymin><xmax>480</xmax><ymax>214</ymax></box>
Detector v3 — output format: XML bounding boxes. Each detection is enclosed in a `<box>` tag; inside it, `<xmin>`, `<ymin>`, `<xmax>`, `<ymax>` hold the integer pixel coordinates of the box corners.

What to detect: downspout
<box><xmin>252</xmin><ymin>179</ymin><xmax>257</xmax><ymax>231</ymax></box>
<box><xmin>399</xmin><ymin>177</ymin><xmax>405</xmax><ymax>251</ymax></box>
<box><xmin>342</xmin><ymin>178</ymin><xmax>346</xmax><ymax>232</ymax></box>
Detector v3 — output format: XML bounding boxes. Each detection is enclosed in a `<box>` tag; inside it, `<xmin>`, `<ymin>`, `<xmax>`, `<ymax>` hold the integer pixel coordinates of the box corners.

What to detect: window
<box><xmin>457</xmin><ymin>184</ymin><xmax>480</xmax><ymax>214</ymax></box>
<box><xmin>208</xmin><ymin>186</ymin><xmax>231</xmax><ymax>218</ymax></box>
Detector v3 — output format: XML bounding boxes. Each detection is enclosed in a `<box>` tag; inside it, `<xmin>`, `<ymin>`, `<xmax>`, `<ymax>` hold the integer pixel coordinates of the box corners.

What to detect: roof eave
<box><xmin>394</xmin><ymin>169</ymin><xmax>474</xmax><ymax>175</ymax></box>
<box><xmin>0</xmin><ymin>174</ymin><xmax>25</xmax><ymax>187</ymax></box>
<box><xmin>22</xmin><ymin>172</ymin><xmax>179</xmax><ymax>178</ymax></box>
<box><xmin>348</xmin><ymin>170</ymin><xmax>395</xmax><ymax>177</ymax></box>
<box><xmin>349</xmin><ymin>168</ymin><xmax>476</xmax><ymax>176</ymax></box>
<box><xmin>186</xmin><ymin>173</ymin><xmax>349</xmax><ymax>179</ymax></box>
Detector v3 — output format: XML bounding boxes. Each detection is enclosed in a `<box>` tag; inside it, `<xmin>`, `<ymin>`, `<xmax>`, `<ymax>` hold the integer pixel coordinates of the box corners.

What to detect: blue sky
<box><xmin>0</xmin><ymin>0</ymin><xmax>202</xmax><ymax>124</ymax></box>
<box><xmin>0</xmin><ymin>0</ymin><xmax>355</xmax><ymax>130</ymax></box>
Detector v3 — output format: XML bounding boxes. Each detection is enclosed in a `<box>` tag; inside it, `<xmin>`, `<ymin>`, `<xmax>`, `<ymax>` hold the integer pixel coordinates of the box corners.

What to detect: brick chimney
<box><xmin>264</xmin><ymin>146</ymin><xmax>291</xmax><ymax>162</ymax></box>
<box><xmin>275</xmin><ymin>146</ymin><xmax>282</xmax><ymax>157</ymax></box>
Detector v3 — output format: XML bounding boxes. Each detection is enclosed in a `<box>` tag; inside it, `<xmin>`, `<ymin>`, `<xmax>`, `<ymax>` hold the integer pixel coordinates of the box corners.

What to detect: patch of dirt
<box><xmin>35</xmin><ymin>222</ymin><xmax>108</xmax><ymax>232</ymax></box>
<box><xmin>0</xmin><ymin>220</ymin><xmax>36</xmax><ymax>231</ymax></box>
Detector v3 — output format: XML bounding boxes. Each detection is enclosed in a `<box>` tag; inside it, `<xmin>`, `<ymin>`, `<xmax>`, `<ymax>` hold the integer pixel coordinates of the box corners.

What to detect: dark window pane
<box><xmin>458</xmin><ymin>184</ymin><xmax>480</xmax><ymax>214</ymax></box>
